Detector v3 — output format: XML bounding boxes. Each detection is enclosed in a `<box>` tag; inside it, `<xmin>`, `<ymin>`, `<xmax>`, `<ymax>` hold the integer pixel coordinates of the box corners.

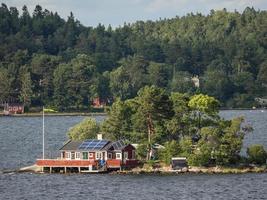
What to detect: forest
<box><xmin>0</xmin><ymin>3</ymin><xmax>266</xmax><ymax>110</ymax></box>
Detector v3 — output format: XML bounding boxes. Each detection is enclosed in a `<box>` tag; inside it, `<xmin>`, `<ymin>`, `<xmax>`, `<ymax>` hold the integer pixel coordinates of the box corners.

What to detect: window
<box><xmin>82</xmin><ymin>152</ymin><xmax>88</xmax><ymax>160</ymax></box>
<box><xmin>75</xmin><ymin>152</ymin><xmax>80</xmax><ymax>159</ymax></box>
<box><xmin>96</xmin><ymin>152</ymin><xmax>101</xmax><ymax>160</ymax></box>
<box><xmin>132</xmin><ymin>150</ymin><xmax>135</xmax><ymax>159</ymax></box>
<box><xmin>89</xmin><ymin>153</ymin><xmax>94</xmax><ymax>158</ymax></box>
<box><xmin>124</xmin><ymin>152</ymin><xmax>128</xmax><ymax>160</ymax></box>
<box><xmin>116</xmin><ymin>153</ymin><xmax>121</xmax><ymax>159</ymax></box>
<box><xmin>66</xmin><ymin>152</ymin><xmax>70</xmax><ymax>159</ymax></box>
<box><xmin>108</xmin><ymin>153</ymin><xmax>112</xmax><ymax>159</ymax></box>
<box><xmin>71</xmin><ymin>152</ymin><xmax>75</xmax><ymax>160</ymax></box>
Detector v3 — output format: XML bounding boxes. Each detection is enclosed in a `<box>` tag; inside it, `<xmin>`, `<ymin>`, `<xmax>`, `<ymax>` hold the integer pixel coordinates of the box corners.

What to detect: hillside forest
<box><xmin>0</xmin><ymin>4</ymin><xmax>267</xmax><ymax>110</ymax></box>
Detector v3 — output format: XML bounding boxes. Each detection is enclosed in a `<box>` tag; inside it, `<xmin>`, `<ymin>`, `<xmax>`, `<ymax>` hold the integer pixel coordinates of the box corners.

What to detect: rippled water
<box><xmin>0</xmin><ymin>110</ymin><xmax>267</xmax><ymax>200</ymax></box>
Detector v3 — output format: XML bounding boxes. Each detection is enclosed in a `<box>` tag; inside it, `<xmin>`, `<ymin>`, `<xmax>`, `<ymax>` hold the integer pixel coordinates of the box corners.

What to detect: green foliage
<box><xmin>136</xmin><ymin>143</ymin><xmax>148</xmax><ymax>160</ymax></box>
<box><xmin>101</xmin><ymin>99</ymin><xmax>134</xmax><ymax>141</ymax></box>
<box><xmin>67</xmin><ymin>117</ymin><xmax>100</xmax><ymax>141</ymax></box>
<box><xmin>19</xmin><ymin>70</ymin><xmax>32</xmax><ymax>107</ymax></box>
<box><xmin>0</xmin><ymin>4</ymin><xmax>266</xmax><ymax>108</ymax></box>
<box><xmin>159</xmin><ymin>140</ymin><xmax>180</xmax><ymax>164</ymax></box>
<box><xmin>247</xmin><ymin>145</ymin><xmax>267</xmax><ymax>165</ymax></box>
<box><xmin>189</xmin><ymin>94</ymin><xmax>220</xmax><ymax>114</ymax></box>
<box><xmin>179</xmin><ymin>136</ymin><xmax>193</xmax><ymax>157</ymax></box>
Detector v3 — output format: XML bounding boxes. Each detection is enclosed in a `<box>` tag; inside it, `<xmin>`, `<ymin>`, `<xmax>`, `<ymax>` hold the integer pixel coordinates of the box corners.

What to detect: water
<box><xmin>0</xmin><ymin>110</ymin><xmax>267</xmax><ymax>200</ymax></box>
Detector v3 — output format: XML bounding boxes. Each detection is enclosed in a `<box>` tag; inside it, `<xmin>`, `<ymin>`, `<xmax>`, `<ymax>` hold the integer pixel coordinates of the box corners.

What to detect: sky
<box><xmin>4</xmin><ymin>0</ymin><xmax>267</xmax><ymax>27</ymax></box>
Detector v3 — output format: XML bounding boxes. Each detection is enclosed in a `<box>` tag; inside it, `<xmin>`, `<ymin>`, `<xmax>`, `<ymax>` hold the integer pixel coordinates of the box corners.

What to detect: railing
<box><xmin>36</xmin><ymin>159</ymin><xmax>95</xmax><ymax>167</ymax></box>
<box><xmin>107</xmin><ymin>159</ymin><xmax>121</xmax><ymax>167</ymax></box>
<box><xmin>124</xmin><ymin>160</ymin><xmax>138</xmax><ymax>166</ymax></box>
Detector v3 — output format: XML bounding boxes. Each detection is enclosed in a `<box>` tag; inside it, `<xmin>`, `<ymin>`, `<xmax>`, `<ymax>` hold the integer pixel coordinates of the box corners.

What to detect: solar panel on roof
<box><xmin>78</xmin><ymin>139</ymin><xmax>109</xmax><ymax>150</ymax></box>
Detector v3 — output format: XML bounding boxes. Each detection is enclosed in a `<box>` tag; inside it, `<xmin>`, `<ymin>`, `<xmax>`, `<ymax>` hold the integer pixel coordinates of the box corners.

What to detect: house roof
<box><xmin>111</xmin><ymin>140</ymin><xmax>126</xmax><ymax>150</ymax></box>
<box><xmin>78</xmin><ymin>139</ymin><xmax>111</xmax><ymax>151</ymax></box>
<box><xmin>106</xmin><ymin>140</ymin><xmax>136</xmax><ymax>151</ymax></box>
<box><xmin>59</xmin><ymin>139</ymin><xmax>135</xmax><ymax>152</ymax></box>
<box><xmin>59</xmin><ymin>140</ymin><xmax>82</xmax><ymax>151</ymax></box>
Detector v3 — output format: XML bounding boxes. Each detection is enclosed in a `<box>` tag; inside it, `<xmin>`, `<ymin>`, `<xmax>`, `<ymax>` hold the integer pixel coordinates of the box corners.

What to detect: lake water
<box><xmin>0</xmin><ymin>110</ymin><xmax>267</xmax><ymax>200</ymax></box>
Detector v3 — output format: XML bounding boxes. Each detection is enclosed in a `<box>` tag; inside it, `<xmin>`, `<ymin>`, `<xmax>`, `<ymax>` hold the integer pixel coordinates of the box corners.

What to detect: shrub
<box><xmin>159</xmin><ymin>140</ymin><xmax>180</xmax><ymax>164</ymax></box>
<box><xmin>136</xmin><ymin>143</ymin><xmax>148</xmax><ymax>160</ymax></box>
<box><xmin>67</xmin><ymin>117</ymin><xmax>100</xmax><ymax>140</ymax></box>
<box><xmin>247</xmin><ymin>144</ymin><xmax>267</xmax><ymax>165</ymax></box>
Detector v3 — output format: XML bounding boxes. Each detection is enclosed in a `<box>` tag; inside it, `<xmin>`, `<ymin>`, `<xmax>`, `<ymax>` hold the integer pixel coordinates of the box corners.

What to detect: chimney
<box><xmin>97</xmin><ymin>134</ymin><xmax>103</xmax><ymax>140</ymax></box>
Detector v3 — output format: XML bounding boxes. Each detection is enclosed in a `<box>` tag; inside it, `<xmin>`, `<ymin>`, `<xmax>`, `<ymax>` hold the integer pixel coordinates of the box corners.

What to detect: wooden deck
<box><xmin>36</xmin><ymin>159</ymin><xmax>139</xmax><ymax>173</ymax></box>
<box><xmin>36</xmin><ymin>159</ymin><xmax>96</xmax><ymax>167</ymax></box>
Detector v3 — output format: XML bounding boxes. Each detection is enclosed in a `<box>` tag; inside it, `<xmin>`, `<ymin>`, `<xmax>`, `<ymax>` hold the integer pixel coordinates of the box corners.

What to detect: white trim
<box><xmin>89</xmin><ymin>152</ymin><xmax>94</xmax><ymax>159</ymax></box>
<box><xmin>66</xmin><ymin>152</ymin><xmax>71</xmax><ymax>160</ymax></box>
<box><xmin>124</xmin><ymin>152</ymin><xmax>128</xmax><ymax>160</ymax></box>
<box><xmin>71</xmin><ymin>152</ymin><xmax>75</xmax><ymax>160</ymax></box>
<box><xmin>96</xmin><ymin>152</ymin><xmax>101</xmax><ymax>160</ymax></box>
<box><xmin>116</xmin><ymin>153</ymin><xmax>121</xmax><ymax>160</ymax></box>
<box><xmin>75</xmin><ymin>152</ymin><xmax>80</xmax><ymax>160</ymax></box>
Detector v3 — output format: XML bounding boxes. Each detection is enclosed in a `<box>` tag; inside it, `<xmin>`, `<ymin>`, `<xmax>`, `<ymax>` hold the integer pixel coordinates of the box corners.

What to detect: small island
<box><xmin>22</xmin><ymin>86</ymin><xmax>267</xmax><ymax>174</ymax></box>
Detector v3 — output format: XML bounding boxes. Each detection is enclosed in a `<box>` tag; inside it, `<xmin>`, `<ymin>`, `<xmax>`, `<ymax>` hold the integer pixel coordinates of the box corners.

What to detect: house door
<box><xmin>123</xmin><ymin>152</ymin><xmax>128</xmax><ymax>164</ymax></box>
<box><xmin>102</xmin><ymin>152</ymin><xmax>105</xmax><ymax>160</ymax></box>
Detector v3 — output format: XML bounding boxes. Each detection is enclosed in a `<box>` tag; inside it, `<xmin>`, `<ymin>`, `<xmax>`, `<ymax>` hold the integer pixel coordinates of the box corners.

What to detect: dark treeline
<box><xmin>0</xmin><ymin>4</ymin><xmax>266</xmax><ymax>110</ymax></box>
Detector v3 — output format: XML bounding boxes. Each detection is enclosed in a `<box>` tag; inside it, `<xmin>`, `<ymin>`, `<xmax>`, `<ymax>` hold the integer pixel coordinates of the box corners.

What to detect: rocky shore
<box><xmin>111</xmin><ymin>165</ymin><xmax>267</xmax><ymax>175</ymax></box>
<box><xmin>2</xmin><ymin>164</ymin><xmax>265</xmax><ymax>175</ymax></box>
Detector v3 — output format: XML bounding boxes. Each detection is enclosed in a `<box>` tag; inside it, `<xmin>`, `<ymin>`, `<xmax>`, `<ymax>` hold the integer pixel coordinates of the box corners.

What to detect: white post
<box><xmin>43</xmin><ymin>106</ymin><xmax>45</xmax><ymax>159</ymax></box>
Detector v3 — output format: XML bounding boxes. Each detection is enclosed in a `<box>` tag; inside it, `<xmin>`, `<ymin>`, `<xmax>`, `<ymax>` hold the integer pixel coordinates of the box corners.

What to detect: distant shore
<box><xmin>0</xmin><ymin>112</ymin><xmax>107</xmax><ymax>117</ymax></box>
<box><xmin>0</xmin><ymin>108</ymin><xmax>266</xmax><ymax>117</ymax></box>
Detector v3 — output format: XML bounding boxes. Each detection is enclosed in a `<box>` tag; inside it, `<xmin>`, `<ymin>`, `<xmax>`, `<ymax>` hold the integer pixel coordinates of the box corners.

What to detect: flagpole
<box><xmin>43</xmin><ymin>106</ymin><xmax>45</xmax><ymax>159</ymax></box>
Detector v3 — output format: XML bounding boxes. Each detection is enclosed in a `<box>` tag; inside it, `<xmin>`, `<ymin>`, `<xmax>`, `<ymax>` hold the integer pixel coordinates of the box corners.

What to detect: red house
<box><xmin>92</xmin><ymin>97</ymin><xmax>106</xmax><ymax>108</ymax></box>
<box><xmin>4</xmin><ymin>103</ymin><xmax>24</xmax><ymax>115</ymax></box>
<box><xmin>36</xmin><ymin>138</ymin><xmax>138</xmax><ymax>173</ymax></box>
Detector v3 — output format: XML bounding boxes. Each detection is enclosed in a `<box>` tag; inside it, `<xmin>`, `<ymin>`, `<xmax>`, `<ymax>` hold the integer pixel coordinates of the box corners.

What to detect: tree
<box><xmin>202</xmin><ymin>69</ymin><xmax>233</xmax><ymax>103</ymax></box>
<box><xmin>0</xmin><ymin>68</ymin><xmax>12</xmax><ymax>101</ymax></box>
<box><xmin>67</xmin><ymin>117</ymin><xmax>100</xmax><ymax>141</ymax></box>
<box><xmin>159</xmin><ymin>140</ymin><xmax>180</xmax><ymax>164</ymax></box>
<box><xmin>148</xmin><ymin>62</ymin><xmax>170</xmax><ymax>88</ymax></box>
<box><xmin>19</xmin><ymin>69</ymin><xmax>32</xmax><ymax>107</ymax></box>
<box><xmin>53</xmin><ymin>63</ymin><xmax>73</xmax><ymax>110</ymax></box>
<box><xmin>169</xmin><ymin>71</ymin><xmax>195</xmax><ymax>94</ymax></box>
<box><xmin>247</xmin><ymin>144</ymin><xmax>267</xmax><ymax>165</ymax></box>
<box><xmin>188</xmin><ymin>94</ymin><xmax>220</xmax><ymax>134</ymax></box>
<box><xmin>109</xmin><ymin>66</ymin><xmax>131</xmax><ymax>100</ymax></box>
<box><xmin>134</xmin><ymin>85</ymin><xmax>174</xmax><ymax>160</ymax></box>
<box><xmin>101</xmin><ymin>99</ymin><xmax>133</xmax><ymax>140</ymax></box>
<box><xmin>215</xmin><ymin>117</ymin><xmax>247</xmax><ymax>165</ymax></box>
<box><xmin>166</xmin><ymin>93</ymin><xmax>191</xmax><ymax>140</ymax></box>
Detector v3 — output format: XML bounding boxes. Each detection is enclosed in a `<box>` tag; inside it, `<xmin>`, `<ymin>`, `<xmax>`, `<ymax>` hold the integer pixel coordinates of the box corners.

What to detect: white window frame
<box><xmin>124</xmin><ymin>152</ymin><xmax>128</xmax><ymax>160</ymax></box>
<box><xmin>89</xmin><ymin>153</ymin><xmax>94</xmax><ymax>159</ymax></box>
<box><xmin>75</xmin><ymin>152</ymin><xmax>80</xmax><ymax>160</ymax></box>
<box><xmin>96</xmin><ymin>152</ymin><xmax>101</xmax><ymax>160</ymax></box>
<box><xmin>116</xmin><ymin>153</ymin><xmax>121</xmax><ymax>160</ymax></box>
<box><xmin>71</xmin><ymin>152</ymin><xmax>75</xmax><ymax>160</ymax></box>
<box><xmin>66</xmin><ymin>152</ymin><xmax>71</xmax><ymax>160</ymax></box>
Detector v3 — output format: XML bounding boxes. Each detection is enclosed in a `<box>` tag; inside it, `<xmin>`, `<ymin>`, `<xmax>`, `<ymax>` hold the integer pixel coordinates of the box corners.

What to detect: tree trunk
<box><xmin>146</xmin><ymin>114</ymin><xmax>154</xmax><ymax>160</ymax></box>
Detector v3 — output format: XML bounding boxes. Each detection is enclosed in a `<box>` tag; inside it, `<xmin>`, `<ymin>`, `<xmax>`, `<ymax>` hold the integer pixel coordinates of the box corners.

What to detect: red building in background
<box><xmin>4</xmin><ymin>103</ymin><xmax>24</xmax><ymax>115</ymax></box>
<box><xmin>92</xmin><ymin>97</ymin><xmax>105</xmax><ymax>108</ymax></box>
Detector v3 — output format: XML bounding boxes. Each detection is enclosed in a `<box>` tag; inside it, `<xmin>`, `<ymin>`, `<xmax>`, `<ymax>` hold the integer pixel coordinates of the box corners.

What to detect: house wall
<box><xmin>122</xmin><ymin>145</ymin><xmax>135</xmax><ymax>159</ymax></box>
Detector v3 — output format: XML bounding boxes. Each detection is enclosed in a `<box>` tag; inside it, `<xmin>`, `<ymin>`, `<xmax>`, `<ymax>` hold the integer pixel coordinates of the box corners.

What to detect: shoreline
<box><xmin>2</xmin><ymin>165</ymin><xmax>266</xmax><ymax>175</ymax></box>
<box><xmin>0</xmin><ymin>112</ymin><xmax>107</xmax><ymax>117</ymax></box>
<box><xmin>0</xmin><ymin>108</ymin><xmax>266</xmax><ymax>117</ymax></box>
